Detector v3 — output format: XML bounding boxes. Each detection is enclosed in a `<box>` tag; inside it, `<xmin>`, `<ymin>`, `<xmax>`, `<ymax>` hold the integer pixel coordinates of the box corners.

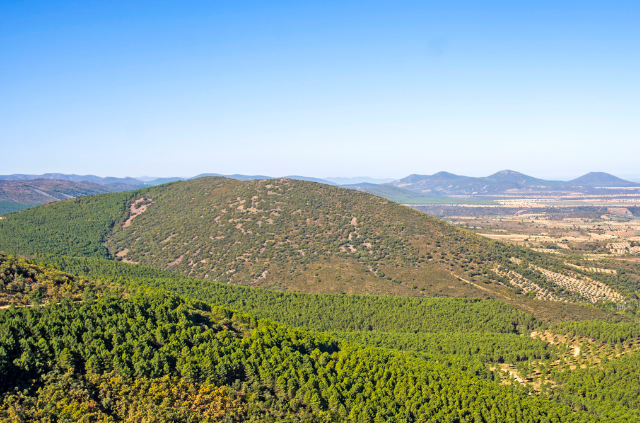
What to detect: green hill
<box><xmin>0</xmin><ymin>177</ymin><xmax>636</xmax><ymax>312</ymax></box>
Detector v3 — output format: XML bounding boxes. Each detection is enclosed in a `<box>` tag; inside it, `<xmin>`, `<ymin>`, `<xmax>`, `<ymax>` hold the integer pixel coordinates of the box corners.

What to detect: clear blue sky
<box><xmin>1</xmin><ymin>1</ymin><xmax>638</xmax><ymax>180</ymax></box>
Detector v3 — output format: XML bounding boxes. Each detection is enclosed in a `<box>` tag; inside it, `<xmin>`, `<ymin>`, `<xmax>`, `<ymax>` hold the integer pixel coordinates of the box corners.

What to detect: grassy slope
<box><xmin>101</xmin><ymin>177</ymin><xmax>487</xmax><ymax>297</ymax></box>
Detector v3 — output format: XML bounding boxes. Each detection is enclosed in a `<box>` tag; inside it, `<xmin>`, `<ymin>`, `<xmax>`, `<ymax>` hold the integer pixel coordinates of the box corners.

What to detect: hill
<box><xmin>0</xmin><ymin>177</ymin><xmax>635</xmax><ymax>317</ymax></box>
<box><xmin>0</xmin><ymin>179</ymin><xmax>124</xmax><ymax>214</ymax></box>
<box><xmin>392</xmin><ymin>170</ymin><xmax>638</xmax><ymax>194</ymax></box>
<box><xmin>567</xmin><ymin>172</ymin><xmax>640</xmax><ymax>188</ymax></box>
<box><xmin>485</xmin><ymin>170</ymin><xmax>562</xmax><ymax>188</ymax></box>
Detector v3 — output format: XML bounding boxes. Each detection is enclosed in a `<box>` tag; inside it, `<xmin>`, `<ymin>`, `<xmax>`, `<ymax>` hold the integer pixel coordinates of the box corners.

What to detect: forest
<box><xmin>4</xmin><ymin>254</ymin><xmax>637</xmax><ymax>422</ymax></box>
<box><xmin>1</xmin><ymin>253</ymin><xmax>639</xmax><ymax>421</ymax></box>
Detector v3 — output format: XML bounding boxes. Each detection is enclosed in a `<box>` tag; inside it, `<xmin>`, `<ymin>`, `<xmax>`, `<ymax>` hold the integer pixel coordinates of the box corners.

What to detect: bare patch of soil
<box><xmin>123</xmin><ymin>198</ymin><xmax>152</xmax><ymax>228</ymax></box>
<box><xmin>168</xmin><ymin>254</ymin><xmax>184</xmax><ymax>266</ymax></box>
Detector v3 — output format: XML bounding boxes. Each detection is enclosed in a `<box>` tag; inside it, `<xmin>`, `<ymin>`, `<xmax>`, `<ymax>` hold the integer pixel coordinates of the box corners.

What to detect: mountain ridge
<box><xmin>0</xmin><ymin>179</ymin><xmax>127</xmax><ymax>214</ymax></box>
<box><xmin>393</xmin><ymin>170</ymin><xmax>639</xmax><ymax>195</ymax></box>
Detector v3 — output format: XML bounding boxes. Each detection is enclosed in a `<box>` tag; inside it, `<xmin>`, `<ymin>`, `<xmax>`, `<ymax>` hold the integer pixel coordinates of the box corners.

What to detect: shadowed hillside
<box><xmin>0</xmin><ymin>179</ymin><xmax>123</xmax><ymax>214</ymax></box>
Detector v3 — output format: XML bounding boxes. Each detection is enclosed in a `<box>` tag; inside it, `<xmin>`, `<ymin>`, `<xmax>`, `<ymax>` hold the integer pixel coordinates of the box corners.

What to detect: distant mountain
<box><xmin>392</xmin><ymin>171</ymin><xmax>523</xmax><ymax>195</ymax></box>
<box><xmin>392</xmin><ymin>170</ymin><xmax>638</xmax><ymax>195</ymax></box>
<box><xmin>6</xmin><ymin>170</ymin><xmax>636</xmax><ymax>198</ymax></box>
<box><xmin>566</xmin><ymin>172</ymin><xmax>640</xmax><ymax>188</ymax></box>
<box><xmin>326</xmin><ymin>176</ymin><xmax>397</xmax><ymax>185</ymax></box>
<box><xmin>342</xmin><ymin>182</ymin><xmax>418</xmax><ymax>198</ymax></box>
<box><xmin>134</xmin><ymin>175</ymin><xmax>164</xmax><ymax>182</ymax></box>
<box><xmin>0</xmin><ymin>179</ymin><xmax>122</xmax><ymax>214</ymax></box>
<box><xmin>0</xmin><ymin>173</ymin><xmax>144</xmax><ymax>188</ymax></box>
<box><xmin>485</xmin><ymin>170</ymin><xmax>563</xmax><ymax>187</ymax></box>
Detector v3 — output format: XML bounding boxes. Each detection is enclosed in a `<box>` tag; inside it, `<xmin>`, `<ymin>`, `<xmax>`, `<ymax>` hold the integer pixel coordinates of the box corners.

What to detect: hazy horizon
<box><xmin>2</xmin><ymin>169</ymin><xmax>640</xmax><ymax>184</ymax></box>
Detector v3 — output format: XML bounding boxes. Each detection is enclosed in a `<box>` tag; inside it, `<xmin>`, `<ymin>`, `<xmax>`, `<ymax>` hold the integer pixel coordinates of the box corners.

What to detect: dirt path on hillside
<box><xmin>123</xmin><ymin>198</ymin><xmax>151</xmax><ymax>228</ymax></box>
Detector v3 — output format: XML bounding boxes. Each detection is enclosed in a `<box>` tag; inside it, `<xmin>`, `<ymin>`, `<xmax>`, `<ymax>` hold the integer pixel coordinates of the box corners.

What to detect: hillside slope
<box><xmin>3</xmin><ymin>254</ymin><xmax>639</xmax><ymax>421</ymax></box>
<box><xmin>0</xmin><ymin>177</ymin><xmax>633</xmax><ymax>307</ymax></box>
<box><xmin>103</xmin><ymin>177</ymin><xmax>475</xmax><ymax>297</ymax></box>
<box><xmin>1</xmin><ymin>258</ymin><xmax>603</xmax><ymax>422</ymax></box>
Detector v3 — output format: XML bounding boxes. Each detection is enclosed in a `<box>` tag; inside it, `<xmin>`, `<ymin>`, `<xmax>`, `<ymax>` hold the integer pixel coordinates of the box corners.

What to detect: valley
<box><xmin>417</xmin><ymin>196</ymin><xmax>640</xmax><ymax>259</ymax></box>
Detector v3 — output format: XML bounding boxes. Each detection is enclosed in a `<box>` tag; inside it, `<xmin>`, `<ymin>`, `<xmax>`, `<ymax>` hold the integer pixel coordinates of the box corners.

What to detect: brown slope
<box><xmin>103</xmin><ymin>177</ymin><xmax>493</xmax><ymax>297</ymax></box>
<box><xmin>101</xmin><ymin>177</ymin><xmax>628</xmax><ymax>306</ymax></box>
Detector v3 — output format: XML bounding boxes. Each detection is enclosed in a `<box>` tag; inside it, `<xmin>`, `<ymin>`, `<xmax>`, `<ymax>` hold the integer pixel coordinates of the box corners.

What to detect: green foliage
<box><xmin>0</xmin><ymin>289</ymin><xmax>597</xmax><ymax>422</ymax></box>
<box><xmin>550</xmin><ymin>352</ymin><xmax>640</xmax><ymax>420</ymax></box>
<box><xmin>0</xmin><ymin>191</ymin><xmax>132</xmax><ymax>258</ymax></box>
<box><xmin>2</xmin><ymin>372</ymin><xmax>246</xmax><ymax>422</ymax></box>
<box><xmin>551</xmin><ymin>320</ymin><xmax>640</xmax><ymax>345</ymax></box>
<box><xmin>37</xmin><ymin>254</ymin><xmax>539</xmax><ymax>335</ymax></box>
<box><xmin>0</xmin><ymin>252</ymin><xmax>121</xmax><ymax>307</ymax></box>
<box><xmin>329</xmin><ymin>331</ymin><xmax>560</xmax><ymax>364</ymax></box>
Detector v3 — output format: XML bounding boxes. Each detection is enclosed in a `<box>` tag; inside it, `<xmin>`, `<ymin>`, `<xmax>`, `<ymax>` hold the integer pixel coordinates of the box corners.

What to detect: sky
<box><xmin>1</xmin><ymin>1</ymin><xmax>639</xmax><ymax>180</ymax></box>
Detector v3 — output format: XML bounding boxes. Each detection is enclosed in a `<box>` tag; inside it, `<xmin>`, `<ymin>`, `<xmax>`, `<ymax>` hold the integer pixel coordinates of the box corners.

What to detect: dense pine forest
<box><xmin>1</xmin><ymin>177</ymin><xmax>640</xmax><ymax>421</ymax></box>
<box><xmin>2</xmin><ymin>253</ymin><xmax>640</xmax><ymax>422</ymax></box>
